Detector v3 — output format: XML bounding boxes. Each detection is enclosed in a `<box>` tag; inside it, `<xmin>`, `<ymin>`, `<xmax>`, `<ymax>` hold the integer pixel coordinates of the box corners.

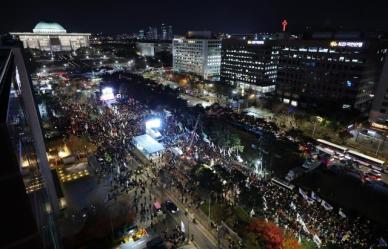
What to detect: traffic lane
<box><xmin>167</xmin><ymin>211</ymin><xmax>218</xmax><ymax>249</ymax></box>
<box><xmin>150</xmin><ymin>181</ymin><xmax>218</xmax><ymax>249</ymax></box>
<box><xmin>165</xmin><ymin>192</ymin><xmax>218</xmax><ymax>249</ymax></box>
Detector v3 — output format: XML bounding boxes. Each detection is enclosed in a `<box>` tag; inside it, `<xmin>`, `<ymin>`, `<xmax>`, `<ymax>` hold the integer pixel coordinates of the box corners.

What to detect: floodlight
<box><xmin>145</xmin><ymin>118</ymin><xmax>161</xmax><ymax>130</ymax></box>
<box><xmin>100</xmin><ymin>87</ymin><xmax>115</xmax><ymax>101</ymax></box>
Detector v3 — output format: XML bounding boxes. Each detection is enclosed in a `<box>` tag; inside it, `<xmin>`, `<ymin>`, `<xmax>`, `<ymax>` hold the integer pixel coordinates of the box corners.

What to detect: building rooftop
<box><xmin>32</xmin><ymin>22</ymin><xmax>67</xmax><ymax>33</ymax></box>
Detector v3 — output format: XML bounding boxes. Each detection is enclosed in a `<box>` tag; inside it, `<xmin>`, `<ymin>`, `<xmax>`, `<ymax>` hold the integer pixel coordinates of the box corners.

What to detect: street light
<box><xmin>312</xmin><ymin>116</ymin><xmax>324</xmax><ymax>137</ymax></box>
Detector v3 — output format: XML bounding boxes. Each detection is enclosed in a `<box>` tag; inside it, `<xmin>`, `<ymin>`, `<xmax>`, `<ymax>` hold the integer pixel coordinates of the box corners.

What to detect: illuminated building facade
<box><xmin>221</xmin><ymin>37</ymin><xmax>278</xmax><ymax>93</ymax></box>
<box><xmin>173</xmin><ymin>31</ymin><xmax>221</xmax><ymax>80</ymax></box>
<box><xmin>11</xmin><ymin>22</ymin><xmax>90</xmax><ymax>51</ymax></box>
<box><xmin>275</xmin><ymin>35</ymin><xmax>387</xmax><ymax>111</ymax></box>
<box><xmin>136</xmin><ymin>41</ymin><xmax>172</xmax><ymax>57</ymax></box>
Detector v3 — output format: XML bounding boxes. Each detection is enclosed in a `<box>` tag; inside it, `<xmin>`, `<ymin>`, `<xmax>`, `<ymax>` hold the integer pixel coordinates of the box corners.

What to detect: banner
<box><xmin>338</xmin><ymin>209</ymin><xmax>346</xmax><ymax>218</ymax></box>
<box><xmin>311</xmin><ymin>191</ymin><xmax>322</xmax><ymax>203</ymax></box>
<box><xmin>321</xmin><ymin>200</ymin><xmax>333</xmax><ymax>211</ymax></box>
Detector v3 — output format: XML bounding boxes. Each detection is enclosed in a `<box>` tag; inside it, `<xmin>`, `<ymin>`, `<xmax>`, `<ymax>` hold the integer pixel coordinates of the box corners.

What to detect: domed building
<box><xmin>11</xmin><ymin>22</ymin><xmax>90</xmax><ymax>51</ymax></box>
<box><xmin>32</xmin><ymin>22</ymin><xmax>67</xmax><ymax>34</ymax></box>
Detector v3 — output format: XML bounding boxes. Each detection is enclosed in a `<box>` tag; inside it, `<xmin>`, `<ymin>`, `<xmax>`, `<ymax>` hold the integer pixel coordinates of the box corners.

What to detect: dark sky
<box><xmin>1</xmin><ymin>0</ymin><xmax>388</xmax><ymax>34</ymax></box>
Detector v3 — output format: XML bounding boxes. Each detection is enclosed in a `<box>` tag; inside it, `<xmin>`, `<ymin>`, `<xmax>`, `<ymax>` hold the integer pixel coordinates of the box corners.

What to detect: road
<box><xmin>165</xmin><ymin>194</ymin><xmax>218</xmax><ymax>249</ymax></box>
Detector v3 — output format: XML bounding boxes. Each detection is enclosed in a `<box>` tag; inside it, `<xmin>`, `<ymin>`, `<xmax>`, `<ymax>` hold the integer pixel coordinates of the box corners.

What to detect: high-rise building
<box><xmin>146</xmin><ymin>26</ymin><xmax>158</xmax><ymax>40</ymax></box>
<box><xmin>138</xmin><ymin>29</ymin><xmax>145</xmax><ymax>40</ymax></box>
<box><xmin>0</xmin><ymin>46</ymin><xmax>61</xmax><ymax>248</ymax></box>
<box><xmin>11</xmin><ymin>22</ymin><xmax>90</xmax><ymax>51</ymax></box>
<box><xmin>275</xmin><ymin>33</ymin><xmax>387</xmax><ymax>111</ymax></box>
<box><xmin>221</xmin><ymin>37</ymin><xmax>278</xmax><ymax>93</ymax></box>
<box><xmin>173</xmin><ymin>31</ymin><xmax>221</xmax><ymax>80</ymax></box>
<box><xmin>369</xmin><ymin>50</ymin><xmax>388</xmax><ymax>127</ymax></box>
<box><xmin>167</xmin><ymin>25</ymin><xmax>173</xmax><ymax>40</ymax></box>
<box><xmin>161</xmin><ymin>24</ymin><xmax>167</xmax><ymax>40</ymax></box>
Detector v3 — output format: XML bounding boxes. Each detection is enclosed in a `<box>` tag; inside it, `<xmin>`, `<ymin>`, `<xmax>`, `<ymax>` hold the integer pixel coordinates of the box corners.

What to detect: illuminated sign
<box><xmin>247</xmin><ymin>40</ymin><xmax>264</xmax><ymax>45</ymax></box>
<box><xmin>282</xmin><ymin>19</ymin><xmax>288</xmax><ymax>32</ymax></box>
<box><xmin>330</xmin><ymin>41</ymin><xmax>363</xmax><ymax>48</ymax></box>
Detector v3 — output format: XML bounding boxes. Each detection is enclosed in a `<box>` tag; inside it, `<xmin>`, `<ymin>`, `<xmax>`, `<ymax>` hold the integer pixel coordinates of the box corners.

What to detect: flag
<box><xmin>313</xmin><ymin>235</ymin><xmax>322</xmax><ymax>248</ymax></box>
<box><xmin>299</xmin><ymin>188</ymin><xmax>309</xmax><ymax>200</ymax></box>
<box><xmin>263</xmin><ymin>196</ymin><xmax>268</xmax><ymax>210</ymax></box>
<box><xmin>321</xmin><ymin>200</ymin><xmax>333</xmax><ymax>211</ymax></box>
<box><xmin>338</xmin><ymin>209</ymin><xmax>346</xmax><ymax>218</ymax></box>
<box><xmin>311</xmin><ymin>191</ymin><xmax>322</xmax><ymax>203</ymax></box>
<box><xmin>180</xmin><ymin>220</ymin><xmax>186</xmax><ymax>233</ymax></box>
<box><xmin>306</xmin><ymin>197</ymin><xmax>314</xmax><ymax>205</ymax></box>
<box><xmin>296</xmin><ymin>214</ymin><xmax>309</xmax><ymax>234</ymax></box>
<box><xmin>378</xmin><ymin>237</ymin><xmax>388</xmax><ymax>247</ymax></box>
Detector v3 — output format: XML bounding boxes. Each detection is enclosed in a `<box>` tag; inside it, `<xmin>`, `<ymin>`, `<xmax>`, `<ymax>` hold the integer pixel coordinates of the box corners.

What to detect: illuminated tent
<box><xmin>132</xmin><ymin>134</ymin><xmax>165</xmax><ymax>159</ymax></box>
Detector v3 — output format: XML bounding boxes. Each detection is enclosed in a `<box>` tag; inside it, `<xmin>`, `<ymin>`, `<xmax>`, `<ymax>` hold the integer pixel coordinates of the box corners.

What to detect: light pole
<box><xmin>208</xmin><ymin>196</ymin><xmax>211</xmax><ymax>224</ymax></box>
<box><xmin>208</xmin><ymin>191</ymin><xmax>214</xmax><ymax>225</ymax></box>
<box><xmin>312</xmin><ymin>121</ymin><xmax>317</xmax><ymax>137</ymax></box>
<box><xmin>312</xmin><ymin>116</ymin><xmax>323</xmax><ymax>137</ymax></box>
<box><xmin>376</xmin><ymin>138</ymin><xmax>382</xmax><ymax>155</ymax></box>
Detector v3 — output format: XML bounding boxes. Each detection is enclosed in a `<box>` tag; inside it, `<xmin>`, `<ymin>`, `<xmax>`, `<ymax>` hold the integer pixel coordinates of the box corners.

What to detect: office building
<box><xmin>275</xmin><ymin>33</ymin><xmax>387</xmax><ymax>111</ymax></box>
<box><xmin>146</xmin><ymin>26</ymin><xmax>158</xmax><ymax>40</ymax></box>
<box><xmin>221</xmin><ymin>37</ymin><xmax>277</xmax><ymax>93</ymax></box>
<box><xmin>138</xmin><ymin>29</ymin><xmax>145</xmax><ymax>40</ymax></box>
<box><xmin>369</xmin><ymin>50</ymin><xmax>388</xmax><ymax>128</ymax></box>
<box><xmin>173</xmin><ymin>31</ymin><xmax>221</xmax><ymax>80</ymax></box>
<box><xmin>161</xmin><ymin>24</ymin><xmax>167</xmax><ymax>40</ymax></box>
<box><xmin>167</xmin><ymin>25</ymin><xmax>173</xmax><ymax>40</ymax></box>
<box><xmin>11</xmin><ymin>22</ymin><xmax>90</xmax><ymax>52</ymax></box>
<box><xmin>0</xmin><ymin>47</ymin><xmax>61</xmax><ymax>248</ymax></box>
<box><xmin>136</xmin><ymin>41</ymin><xmax>172</xmax><ymax>57</ymax></box>
<box><xmin>160</xmin><ymin>24</ymin><xmax>173</xmax><ymax>40</ymax></box>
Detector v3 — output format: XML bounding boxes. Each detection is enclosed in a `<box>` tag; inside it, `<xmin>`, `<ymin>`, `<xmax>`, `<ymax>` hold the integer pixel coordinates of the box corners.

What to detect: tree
<box><xmin>247</xmin><ymin>219</ymin><xmax>284</xmax><ymax>249</ymax></box>
<box><xmin>283</xmin><ymin>232</ymin><xmax>301</xmax><ymax>249</ymax></box>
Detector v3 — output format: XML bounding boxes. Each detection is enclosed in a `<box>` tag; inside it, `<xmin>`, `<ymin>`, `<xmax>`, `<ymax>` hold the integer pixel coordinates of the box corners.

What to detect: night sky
<box><xmin>1</xmin><ymin>0</ymin><xmax>388</xmax><ymax>34</ymax></box>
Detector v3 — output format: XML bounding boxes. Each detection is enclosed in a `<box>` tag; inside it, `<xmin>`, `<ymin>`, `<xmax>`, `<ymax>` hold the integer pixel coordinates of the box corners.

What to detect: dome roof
<box><xmin>33</xmin><ymin>22</ymin><xmax>67</xmax><ymax>33</ymax></box>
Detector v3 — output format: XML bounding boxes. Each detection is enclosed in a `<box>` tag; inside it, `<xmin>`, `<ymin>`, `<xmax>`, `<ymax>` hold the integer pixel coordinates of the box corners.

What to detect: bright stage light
<box><xmin>145</xmin><ymin>118</ymin><xmax>161</xmax><ymax>130</ymax></box>
<box><xmin>100</xmin><ymin>87</ymin><xmax>115</xmax><ymax>101</ymax></box>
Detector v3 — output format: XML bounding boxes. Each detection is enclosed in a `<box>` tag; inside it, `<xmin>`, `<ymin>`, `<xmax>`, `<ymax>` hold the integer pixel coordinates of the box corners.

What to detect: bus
<box><xmin>316</xmin><ymin>139</ymin><xmax>385</xmax><ymax>170</ymax></box>
<box><xmin>348</xmin><ymin>149</ymin><xmax>384</xmax><ymax>170</ymax></box>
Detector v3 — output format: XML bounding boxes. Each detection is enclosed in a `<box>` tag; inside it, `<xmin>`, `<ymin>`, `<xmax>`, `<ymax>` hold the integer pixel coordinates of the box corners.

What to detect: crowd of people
<box><xmin>50</xmin><ymin>75</ymin><xmax>387</xmax><ymax>248</ymax></box>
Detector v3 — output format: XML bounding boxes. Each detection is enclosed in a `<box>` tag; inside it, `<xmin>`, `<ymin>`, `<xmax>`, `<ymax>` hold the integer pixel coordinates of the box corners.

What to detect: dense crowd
<box><xmin>52</xmin><ymin>80</ymin><xmax>387</xmax><ymax>248</ymax></box>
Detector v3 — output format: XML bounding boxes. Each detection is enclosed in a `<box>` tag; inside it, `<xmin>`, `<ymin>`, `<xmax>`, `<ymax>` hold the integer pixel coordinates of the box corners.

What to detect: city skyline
<box><xmin>2</xmin><ymin>2</ymin><xmax>388</xmax><ymax>249</ymax></box>
<box><xmin>1</xmin><ymin>0</ymin><xmax>388</xmax><ymax>34</ymax></box>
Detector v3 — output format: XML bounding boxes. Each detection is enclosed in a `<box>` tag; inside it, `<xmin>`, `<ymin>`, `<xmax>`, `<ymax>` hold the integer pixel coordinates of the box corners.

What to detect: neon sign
<box><xmin>330</xmin><ymin>41</ymin><xmax>363</xmax><ymax>48</ymax></box>
<box><xmin>282</xmin><ymin>19</ymin><xmax>288</xmax><ymax>32</ymax></box>
<box><xmin>247</xmin><ymin>40</ymin><xmax>264</xmax><ymax>45</ymax></box>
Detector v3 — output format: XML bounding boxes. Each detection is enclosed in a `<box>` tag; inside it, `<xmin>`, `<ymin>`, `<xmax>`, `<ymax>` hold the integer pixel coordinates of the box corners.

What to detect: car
<box><xmin>163</xmin><ymin>200</ymin><xmax>179</xmax><ymax>214</ymax></box>
<box><xmin>365</xmin><ymin>172</ymin><xmax>382</xmax><ymax>181</ymax></box>
<box><xmin>370</xmin><ymin>169</ymin><xmax>382</xmax><ymax>177</ymax></box>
